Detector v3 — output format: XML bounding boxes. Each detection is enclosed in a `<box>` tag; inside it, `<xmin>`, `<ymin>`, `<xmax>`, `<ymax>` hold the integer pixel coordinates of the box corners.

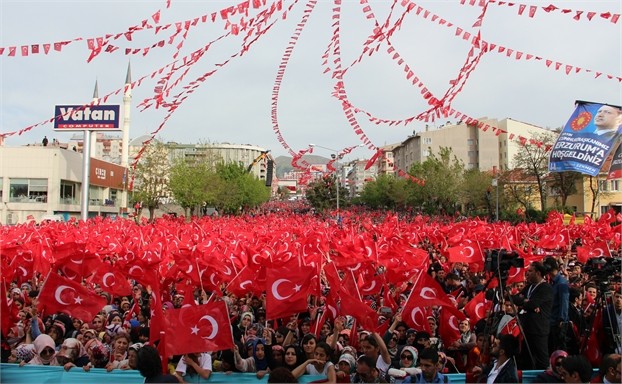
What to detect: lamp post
<box><xmin>309</xmin><ymin>143</ymin><xmax>364</xmax><ymax>214</ymax></box>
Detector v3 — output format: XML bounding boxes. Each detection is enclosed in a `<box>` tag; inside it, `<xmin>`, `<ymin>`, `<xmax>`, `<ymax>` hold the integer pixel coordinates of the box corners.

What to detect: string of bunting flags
<box><xmin>460</xmin><ymin>0</ymin><xmax>621</xmax><ymax>24</ymax></box>
<box><xmin>0</xmin><ymin>0</ymin><xmax>618</xmax><ymax>188</ymax></box>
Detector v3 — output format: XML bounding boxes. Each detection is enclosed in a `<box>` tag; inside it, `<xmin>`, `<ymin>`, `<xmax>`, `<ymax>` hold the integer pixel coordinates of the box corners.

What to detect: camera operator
<box><xmin>603</xmin><ymin>287</ymin><xmax>622</xmax><ymax>354</ymax></box>
<box><xmin>512</xmin><ymin>262</ymin><xmax>553</xmax><ymax>370</ymax></box>
<box><xmin>543</xmin><ymin>257</ymin><xmax>569</xmax><ymax>353</ymax></box>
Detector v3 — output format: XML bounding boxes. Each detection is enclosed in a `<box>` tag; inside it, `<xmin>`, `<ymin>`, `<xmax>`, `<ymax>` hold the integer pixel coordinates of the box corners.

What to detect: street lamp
<box><xmin>309</xmin><ymin>143</ymin><xmax>365</xmax><ymax>213</ymax></box>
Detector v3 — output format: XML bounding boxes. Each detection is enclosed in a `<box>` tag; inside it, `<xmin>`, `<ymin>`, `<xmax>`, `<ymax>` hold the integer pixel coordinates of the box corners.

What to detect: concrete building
<box><xmin>376</xmin><ymin>144</ymin><xmax>399</xmax><ymax>176</ymax></box>
<box><xmin>393</xmin><ymin>118</ymin><xmax>552</xmax><ymax>172</ymax></box>
<box><xmin>164</xmin><ymin>142</ymin><xmax>270</xmax><ymax>181</ymax></box>
<box><xmin>0</xmin><ymin>146</ymin><xmax>125</xmax><ymax>224</ymax></box>
<box><xmin>345</xmin><ymin>159</ymin><xmax>378</xmax><ymax>197</ymax></box>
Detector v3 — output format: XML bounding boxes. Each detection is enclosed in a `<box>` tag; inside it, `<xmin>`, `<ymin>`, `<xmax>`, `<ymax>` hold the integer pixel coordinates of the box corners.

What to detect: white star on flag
<box><xmin>74</xmin><ymin>296</ymin><xmax>83</xmax><ymax>304</ymax></box>
<box><xmin>190</xmin><ymin>325</ymin><xmax>199</xmax><ymax>335</ymax></box>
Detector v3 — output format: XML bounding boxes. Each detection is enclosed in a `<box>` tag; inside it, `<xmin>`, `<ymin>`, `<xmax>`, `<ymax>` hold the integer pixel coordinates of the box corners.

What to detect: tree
<box><xmin>461</xmin><ymin>169</ymin><xmax>494</xmax><ymax>216</ymax></box>
<box><xmin>359</xmin><ymin>174</ymin><xmax>409</xmax><ymax>210</ymax></box>
<box><xmin>131</xmin><ymin>140</ymin><xmax>170</xmax><ymax>221</ymax></box>
<box><xmin>169</xmin><ymin>158</ymin><xmax>219</xmax><ymax>217</ymax></box>
<box><xmin>512</xmin><ymin>132</ymin><xmax>557</xmax><ymax>211</ymax></box>
<box><xmin>548</xmin><ymin>171</ymin><xmax>581</xmax><ymax>209</ymax></box>
<box><xmin>305</xmin><ymin>175</ymin><xmax>347</xmax><ymax>211</ymax></box>
<box><xmin>213</xmin><ymin>162</ymin><xmax>270</xmax><ymax>214</ymax></box>
<box><xmin>408</xmin><ymin>147</ymin><xmax>465</xmax><ymax>215</ymax></box>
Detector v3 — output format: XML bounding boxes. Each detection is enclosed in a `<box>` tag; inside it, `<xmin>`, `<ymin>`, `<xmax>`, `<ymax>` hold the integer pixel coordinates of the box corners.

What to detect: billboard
<box><xmin>54</xmin><ymin>105</ymin><xmax>120</xmax><ymax>130</ymax></box>
<box><xmin>549</xmin><ymin>101</ymin><xmax>622</xmax><ymax>176</ymax></box>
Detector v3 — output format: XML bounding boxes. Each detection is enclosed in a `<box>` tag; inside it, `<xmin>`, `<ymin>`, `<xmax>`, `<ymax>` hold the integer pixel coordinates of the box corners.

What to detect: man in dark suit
<box><xmin>603</xmin><ymin>288</ymin><xmax>622</xmax><ymax>354</ymax></box>
<box><xmin>472</xmin><ymin>334</ymin><xmax>519</xmax><ymax>383</ymax></box>
<box><xmin>513</xmin><ymin>261</ymin><xmax>553</xmax><ymax>370</ymax></box>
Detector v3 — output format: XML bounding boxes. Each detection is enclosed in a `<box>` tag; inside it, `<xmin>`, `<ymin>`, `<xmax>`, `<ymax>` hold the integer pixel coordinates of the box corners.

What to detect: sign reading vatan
<box><xmin>54</xmin><ymin>104</ymin><xmax>120</xmax><ymax>130</ymax></box>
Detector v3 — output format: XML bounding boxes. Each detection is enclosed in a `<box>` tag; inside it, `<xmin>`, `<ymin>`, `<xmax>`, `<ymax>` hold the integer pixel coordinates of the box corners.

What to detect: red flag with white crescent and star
<box><xmin>164</xmin><ymin>300</ymin><xmax>234</xmax><ymax>355</ymax></box>
<box><xmin>90</xmin><ymin>262</ymin><xmax>132</xmax><ymax>297</ymax></box>
<box><xmin>37</xmin><ymin>272</ymin><xmax>106</xmax><ymax>321</ymax></box>
<box><xmin>265</xmin><ymin>262</ymin><xmax>314</xmax><ymax>320</ymax></box>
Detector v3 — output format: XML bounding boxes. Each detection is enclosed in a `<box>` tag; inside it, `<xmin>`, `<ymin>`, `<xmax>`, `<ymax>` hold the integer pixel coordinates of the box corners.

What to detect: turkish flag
<box><xmin>53</xmin><ymin>253</ymin><xmax>102</xmax><ymax>282</ymax></box>
<box><xmin>164</xmin><ymin>300</ymin><xmax>234</xmax><ymax>355</ymax></box>
<box><xmin>576</xmin><ymin>243</ymin><xmax>610</xmax><ymax>264</ymax></box>
<box><xmin>37</xmin><ymin>272</ymin><xmax>106</xmax><ymax>321</ymax></box>
<box><xmin>408</xmin><ymin>270</ymin><xmax>454</xmax><ymax>308</ymax></box>
<box><xmin>91</xmin><ymin>263</ymin><xmax>132</xmax><ymax>297</ymax></box>
<box><xmin>463</xmin><ymin>291</ymin><xmax>492</xmax><ymax>324</ymax></box>
<box><xmin>447</xmin><ymin>239</ymin><xmax>484</xmax><ymax>270</ymax></box>
<box><xmin>226</xmin><ymin>266</ymin><xmax>265</xmax><ymax>297</ymax></box>
<box><xmin>266</xmin><ymin>262</ymin><xmax>314</xmax><ymax>320</ymax></box>
<box><xmin>438</xmin><ymin>306</ymin><xmax>466</xmax><ymax>347</ymax></box>
<box><xmin>598</xmin><ymin>208</ymin><xmax>616</xmax><ymax>224</ymax></box>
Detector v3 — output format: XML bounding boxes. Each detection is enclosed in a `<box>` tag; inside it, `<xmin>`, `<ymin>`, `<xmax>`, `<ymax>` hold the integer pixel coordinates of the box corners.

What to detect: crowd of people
<box><xmin>1</xmin><ymin>211</ymin><xmax>621</xmax><ymax>383</ymax></box>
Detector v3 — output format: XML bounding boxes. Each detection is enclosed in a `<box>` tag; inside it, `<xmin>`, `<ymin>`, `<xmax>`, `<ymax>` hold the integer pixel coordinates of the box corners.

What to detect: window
<box><xmin>423</xmin><ymin>138</ymin><xmax>432</xmax><ymax>144</ymax></box>
<box><xmin>60</xmin><ymin>181</ymin><xmax>77</xmax><ymax>204</ymax></box>
<box><xmin>599</xmin><ymin>180</ymin><xmax>609</xmax><ymax>191</ymax></box>
<box><xmin>9</xmin><ymin>178</ymin><xmax>48</xmax><ymax>203</ymax></box>
<box><xmin>467</xmin><ymin>139</ymin><xmax>474</xmax><ymax>146</ymax></box>
<box><xmin>0</xmin><ymin>177</ymin><xmax>3</xmax><ymax>200</ymax></box>
<box><xmin>611</xmin><ymin>180</ymin><xmax>620</xmax><ymax>191</ymax></box>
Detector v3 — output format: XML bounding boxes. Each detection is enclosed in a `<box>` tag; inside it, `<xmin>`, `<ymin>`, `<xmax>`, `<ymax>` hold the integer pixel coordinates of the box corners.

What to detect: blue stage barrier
<box><xmin>0</xmin><ymin>364</ymin><xmax>598</xmax><ymax>383</ymax></box>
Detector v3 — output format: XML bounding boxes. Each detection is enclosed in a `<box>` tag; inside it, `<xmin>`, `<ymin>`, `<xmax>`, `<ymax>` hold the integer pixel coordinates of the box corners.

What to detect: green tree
<box><xmin>131</xmin><ymin>140</ymin><xmax>170</xmax><ymax>221</ymax></box>
<box><xmin>213</xmin><ymin>162</ymin><xmax>270</xmax><ymax>214</ymax></box>
<box><xmin>169</xmin><ymin>158</ymin><xmax>219</xmax><ymax>217</ymax></box>
<box><xmin>359</xmin><ymin>174</ymin><xmax>409</xmax><ymax>210</ymax></box>
<box><xmin>305</xmin><ymin>175</ymin><xmax>347</xmax><ymax>211</ymax></box>
<box><xmin>461</xmin><ymin>169</ymin><xmax>494</xmax><ymax>216</ymax></box>
<box><xmin>408</xmin><ymin>147</ymin><xmax>465</xmax><ymax>215</ymax></box>
<box><xmin>512</xmin><ymin>132</ymin><xmax>557</xmax><ymax>210</ymax></box>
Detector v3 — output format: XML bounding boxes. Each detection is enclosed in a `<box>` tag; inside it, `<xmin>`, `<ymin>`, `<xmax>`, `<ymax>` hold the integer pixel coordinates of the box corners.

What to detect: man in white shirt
<box><xmin>175</xmin><ymin>352</ymin><xmax>212</xmax><ymax>382</ymax></box>
<box><xmin>472</xmin><ymin>334</ymin><xmax>519</xmax><ymax>384</ymax></box>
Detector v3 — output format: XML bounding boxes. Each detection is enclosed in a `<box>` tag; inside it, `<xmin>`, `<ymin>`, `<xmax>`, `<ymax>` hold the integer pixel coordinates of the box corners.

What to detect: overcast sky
<box><xmin>1</xmin><ymin>0</ymin><xmax>621</xmax><ymax>159</ymax></box>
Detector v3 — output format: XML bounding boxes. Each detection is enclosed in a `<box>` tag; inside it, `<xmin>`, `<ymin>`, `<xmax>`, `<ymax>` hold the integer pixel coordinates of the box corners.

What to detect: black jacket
<box><xmin>518</xmin><ymin>281</ymin><xmax>553</xmax><ymax>336</ymax></box>
<box><xmin>479</xmin><ymin>357</ymin><xmax>519</xmax><ymax>383</ymax></box>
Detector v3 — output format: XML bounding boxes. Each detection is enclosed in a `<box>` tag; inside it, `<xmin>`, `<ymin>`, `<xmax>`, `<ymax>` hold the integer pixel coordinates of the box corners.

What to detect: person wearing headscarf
<box><xmin>532</xmin><ymin>350</ymin><xmax>568</xmax><ymax>383</ymax></box>
<box><xmin>388</xmin><ymin>346</ymin><xmax>421</xmax><ymax>384</ymax></box>
<box><xmin>8</xmin><ymin>344</ymin><xmax>35</xmax><ymax>365</ymax></box>
<box><xmin>56</xmin><ymin>338</ymin><xmax>89</xmax><ymax>370</ymax></box>
<box><xmin>336</xmin><ymin>353</ymin><xmax>357</xmax><ymax>383</ymax></box>
<box><xmin>233</xmin><ymin>311</ymin><xmax>254</xmax><ymax>341</ymax></box>
<box><xmin>234</xmin><ymin>337</ymin><xmax>270</xmax><ymax>373</ymax></box>
<box><xmin>83</xmin><ymin>337</ymin><xmax>110</xmax><ymax>370</ymax></box>
<box><xmin>24</xmin><ymin>334</ymin><xmax>59</xmax><ymax>366</ymax></box>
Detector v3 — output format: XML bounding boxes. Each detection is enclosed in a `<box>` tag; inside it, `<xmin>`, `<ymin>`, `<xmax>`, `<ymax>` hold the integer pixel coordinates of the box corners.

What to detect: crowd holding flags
<box><xmin>1</xmin><ymin>208</ymin><xmax>620</xmax><ymax>359</ymax></box>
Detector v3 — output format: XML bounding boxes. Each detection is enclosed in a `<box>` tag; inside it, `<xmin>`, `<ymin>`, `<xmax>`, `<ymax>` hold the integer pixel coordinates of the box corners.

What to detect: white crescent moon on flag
<box><xmin>420</xmin><ymin>287</ymin><xmax>437</xmax><ymax>300</ymax></box>
<box><xmin>362</xmin><ymin>281</ymin><xmax>376</xmax><ymax>292</ymax></box>
<box><xmin>348</xmin><ymin>263</ymin><xmax>361</xmax><ymax>272</ymax></box>
<box><xmin>448</xmin><ymin>316</ymin><xmax>460</xmax><ymax>331</ymax></box>
<box><xmin>464</xmin><ymin>246</ymin><xmax>474</xmax><ymax>258</ymax></box>
<box><xmin>240</xmin><ymin>280</ymin><xmax>252</xmax><ymax>290</ymax></box>
<box><xmin>410</xmin><ymin>307</ymin><xmax>424</xmax><ymax>327</ymax></box>
<box><xmin>210</xmin><ymin>273</ymin><xmax>218</xmax><ymax>287</ymax></box>
<box><xmin>22</xmin><ymin>252</ymin><xmax>34</xmax><ymax>262</ymax></box>
<box><xmin>70</xmin><ymin>257</ymin><xmax>83</xmax><ymax>265</ymax></box>
<box><xmin>272</xmin><ymin>279</ymin><xmax>293</xmax><ymax>300</ymax></box>
<box><xmin>128</xmin><ymin>266</ymin><xmax>144</xmax><ymax>275</ymax></box>
<box><xmin>475</xmin><ymin>303</ymin><xmax>485</xmax><ymax>319</ymax></box>
<box><xmin>54</xmin><ymin>285</ymin><xmax>75</xmax><ymax>305</ymax></box>
<box><xmin>199</xmin><ymin>315</ymin><xmax>219</xmax><ymax>339</ymax></box>
<box><xmin>327</xmin><ymin>304</ymin><xmax>337</xmax><ymax>318</ymax></box>
<box><xmin>62</xmin><ymin>266</ymin><xmax>77</xmax><ymax>280</ymax></box>
<box><xmin>103</xmin><ymin>272</ymin><xmax>115</xmax><ymax>287</ymax></box>
<box><xmin>18</xmin><ymin>266</ymin><xmax>28</xmax><ymax>277</ymax></box>
<box><xmin>185</xmin><ymin>264</ymin><xmax>193</xmax><ymax>274</ymax></box>
<box><xmin>223</xmin><ymin>265</ymin><xmax>231</xmax><ymax>276</ymax></box>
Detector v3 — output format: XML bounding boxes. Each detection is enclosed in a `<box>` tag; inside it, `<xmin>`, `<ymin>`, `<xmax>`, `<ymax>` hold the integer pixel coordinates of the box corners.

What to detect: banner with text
<box><xmin>549</xmin><ymin>101</ymin><xmax>622</xmax><ymax>176</ymax></box>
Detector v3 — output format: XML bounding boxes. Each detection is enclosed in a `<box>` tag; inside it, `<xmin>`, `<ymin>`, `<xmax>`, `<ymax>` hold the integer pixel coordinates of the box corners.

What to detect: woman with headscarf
<box><xmin>532</xmin><ymin>350</ymin><xmax>568</xmax><ymax>383</ymax></box>
<box><xmin>55</xmin><ymin>338</ymin><xmax>90</xmax><ymax>370</ymax></box>
<box><xmin>23</xmin><ymin>334</ymin><xmax>59</xmax><ymax>366</ymax></box>
<box><xmin>388</xmin><ymin>346</ymin><xmax>421</xmax><ymax>384</ymax></box>
<box><xmin>82</xmin><ymin>337</ymin><xmax>110</xmax><ymax>370</ymax></box>
<box><xmin>234</xmin><ymin>337</ymin><xmax>270</xmax><ymax>374</ymax></box>
<box><xmin>233</xmin><ymin>311</ymin><xmax>254</xmax><ymax>342</ymax></box>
